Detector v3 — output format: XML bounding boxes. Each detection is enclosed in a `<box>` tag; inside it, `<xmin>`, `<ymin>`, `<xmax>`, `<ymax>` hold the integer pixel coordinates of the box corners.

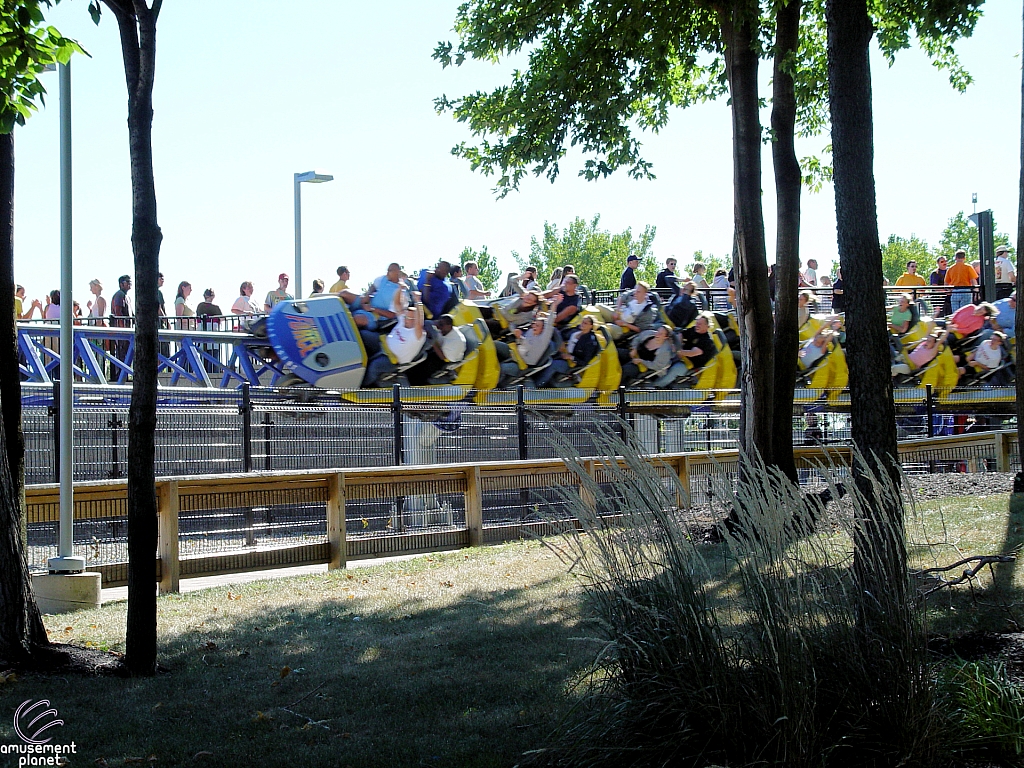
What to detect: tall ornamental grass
<box><xmin>528</xmin><ymin>428</ymin><xmax>938</xmax><ymax>767</ymax></box>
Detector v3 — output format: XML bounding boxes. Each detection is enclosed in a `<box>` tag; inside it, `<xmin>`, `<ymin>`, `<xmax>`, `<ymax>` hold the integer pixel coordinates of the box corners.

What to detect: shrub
<box><xmin>937</xmin><ymin>660</ymin><xmax>1024</xmax><ymax>761</ymax></box>
<box><xmin>526</xmin><ymin>427</ymin><xmax>939</xmax><ymax>767</ymax></box>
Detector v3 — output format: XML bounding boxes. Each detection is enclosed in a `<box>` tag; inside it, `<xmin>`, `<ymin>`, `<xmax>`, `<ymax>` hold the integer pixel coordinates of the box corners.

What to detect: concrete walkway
<box><xmin>100</xmin><ymin>553</ymin><xmax>430</xmax><ymax>603</ymax></box>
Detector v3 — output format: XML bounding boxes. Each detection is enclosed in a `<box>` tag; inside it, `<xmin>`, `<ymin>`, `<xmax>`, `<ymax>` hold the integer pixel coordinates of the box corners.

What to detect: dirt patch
<box><xmin>2</xmin><ymin>642</ymin><xmax>125</xmax><ymax>677</ymax></box>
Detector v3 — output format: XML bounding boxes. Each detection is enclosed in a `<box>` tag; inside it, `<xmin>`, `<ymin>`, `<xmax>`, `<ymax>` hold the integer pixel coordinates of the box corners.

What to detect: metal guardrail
<box><xmin>21</xmin><ymin>383</ymin><xmax>1016</xmax><ymax>487</ymax></box>
<box><xmin>23</xmin><ymin>430</ymin><xmax>1020</xmax><ymax>590</ymax></box>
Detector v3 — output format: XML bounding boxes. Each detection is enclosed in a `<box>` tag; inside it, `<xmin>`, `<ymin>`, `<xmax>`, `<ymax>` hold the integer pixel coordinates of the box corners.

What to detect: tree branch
<box><xmin>914</xmin><ymin>554</ymin><xmax>1017</xmax><ymax>596</ymax></box>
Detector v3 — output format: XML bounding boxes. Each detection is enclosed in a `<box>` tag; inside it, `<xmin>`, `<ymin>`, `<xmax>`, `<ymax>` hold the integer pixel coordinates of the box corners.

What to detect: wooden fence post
<box><xmin>997</xmin><ymin>431</ymin><xmax>1012</xmax><ymax>474</ymax></box>
<box><xmin>328</xmin><ymin>473</ymin><xmax>347</xmax><ymax>570</ymax></box>
<box><xmin>465</xmin><ymin>466</ymin><xmax>483</xmax><ymax>547</ymax></box>
<box><xmin>677</xmin><ymin>454</ymin><xmax>691</xmax><ymax>505</ymax></box>
<box><xmin>579</xmin><ymin>460</ymin><xmax>598</xmax><ymax>512</ymax></box>
<box><xmin>157</xmin><ymin>479</ymin><xmax>180</xmax><ymax>594</ymax></box>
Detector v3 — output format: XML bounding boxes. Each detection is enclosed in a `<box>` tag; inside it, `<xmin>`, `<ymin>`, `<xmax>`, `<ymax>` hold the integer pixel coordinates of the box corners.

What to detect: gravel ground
<box><xmin>904</xmin><ymin>471</ymin><xmax>1016</xmax><ymax>501</ymax></box>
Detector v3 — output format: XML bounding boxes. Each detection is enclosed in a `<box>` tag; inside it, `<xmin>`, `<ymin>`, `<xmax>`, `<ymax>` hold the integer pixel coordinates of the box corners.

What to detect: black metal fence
<box><xmin>23</xmin><ymin>382</ymin><xmax>1015</xmax><ymax>485</ymax></box>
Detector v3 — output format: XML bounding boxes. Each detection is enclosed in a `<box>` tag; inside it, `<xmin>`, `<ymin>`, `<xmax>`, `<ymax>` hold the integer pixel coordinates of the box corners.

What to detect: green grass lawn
<box><xmin>907</xmin><ymin>488</ymin><xmax>1024</xmax><ymax>635</ymax></box>
<box><xmin>1</xmin><ymin>542</ymin><xmax>592</xmax><ymax>768</ymax></box>
<box><xmin>2</xmin><ymin>488</ymin><xmax>1023</xmax><ymax>768</ymax></box>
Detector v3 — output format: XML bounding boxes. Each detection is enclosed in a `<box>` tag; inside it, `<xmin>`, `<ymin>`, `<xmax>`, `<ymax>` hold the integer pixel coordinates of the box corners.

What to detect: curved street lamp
<box><xmin>293</xmin><ymin>171</ymin><xmax>334</xmax><ymax>296</ymax></box>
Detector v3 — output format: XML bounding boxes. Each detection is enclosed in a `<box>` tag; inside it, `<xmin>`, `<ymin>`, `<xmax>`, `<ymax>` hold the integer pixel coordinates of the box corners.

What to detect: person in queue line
<box><xmin>15</xmin><ymin>285</ymin><xmax>41</xmax><ymax>320</ymax></box>
<box><xmin>86</xmin><ymin>279</ymin><xmax>106</xmax><ymax>325</ymax></box>
<box><xmin>409</xmin><ymin>313</ymin><xmax>466</xmax><ymax>385</ymax></box>
<box><xmin>462</xmin><ymin>261</ymin><xmax>490</xmax><ymax>300</ymax></box>
<box><xmin>656</xmin><ymin>257</ymin><xmax>678</xmax><ymax>290</ymax></box>
<box><xmin>264</xmin><ymin>273</ymin><xmax>293</xmax><ymax>313</ymax></box>
<box><xmin>534</xmin><ymin>315</ymin><xmax>600</xmax><ymax>388</ymax></box>
<box><xmin>800</xmin><ymin>258</ymin><xmax>818</xmax><ymax>287</ymax></box>
<box><xmin>995</xmin><ymin>244</ymin><xmax>1016</xmax><ymax>300</ymax></box>
<box><xmin>817</xmin><ymin>275</ymin><xmax>833</xmax><ymax>312</ymax></box>
<box><xmin>710</xmin><ymin>268</ymin><xmax>731</xmax><ymax>310</ymax></box>
<box><xmin>309</xmin><ymin>279</ymin><xmax>325</xmax><ymax>297</ymax></box>
<box><xmin>498</xmin><ymin>295</ymin><xmax>562</xmax><ymax>387</ymax></box>
<box><xmin>798</xmin><ymin>290</ymin><xmax>816</xmax><ymax>328</ymax></box>
<box><xmin>174</xmin><ymin>281</ymin><xmax>195</xmax><ymax>329</ymax></box>
<box><xmin>363</xmin><ymin>288</ymin><xmax>426</xmax><ymax>387</ymax></box>
<box><xmin>196</xmin><ymin>289</ymin><xmax>222</xmax><ymax>318</ymax></box>
<box><xmin>110</xmin><ymin>274</ymin><xmax>132</xmax><ymax>362</ymax></box>
<box><xmin>418</xmin><ymin>260</ymin><xmax>452</xmax><ymax>319</ymax></box>
<box><xmin>691</xmin><ymin>262</ymin><xmax>710</xmax><ymax>291</ymax></box>
<box><xmin>661</xmin><ymin>315</ymin><xmax>716</xmax><ymax>386</ymax></box>
<box><xmin>232</xmin><ymin>281</ymin><xmax>260</xmax><ymax>315</ymax></box>
<box><xmin>944</xmin><ymin>249</ymin><xmax>977</xmax><ymax>313</ymax></box>
<box><xmin>448</xmin><ymin>264</ymin><xmax>468</xmax><ymax>300</ymax></box>
<box><xmin>330</xmin><ymin>266</ymin><xmax>350</xmax><ymax>295</ymax></box>
<box><xmin>619</xmin><ymin>254</ymin><xmax>640</xmax><ymax>291</ymax></box>
<box><xmin>831</xmin><ymin>267</ymin><xmax>845</xmax><ymax>313</ymax></box>
<box><xmin>895</xmin><ymin>260</ymin><xmax>926</xmax><ymax>287</ymax></box>
<box><xmin>929</xmin><ymin>256</ymin><xmax>948</xmax><ymax>287</ymax></box>
<box><xmin>43</xmin><ymin>289</ymin><xmax>60</xmax><ymax>320</ymax></box>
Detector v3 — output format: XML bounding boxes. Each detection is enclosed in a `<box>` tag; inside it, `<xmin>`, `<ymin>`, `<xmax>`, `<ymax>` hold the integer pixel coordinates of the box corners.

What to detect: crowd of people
<box><xmin>14</xmin><ymin>247</ymin><xmax>1017</xmax><ymax>391</ymax></box>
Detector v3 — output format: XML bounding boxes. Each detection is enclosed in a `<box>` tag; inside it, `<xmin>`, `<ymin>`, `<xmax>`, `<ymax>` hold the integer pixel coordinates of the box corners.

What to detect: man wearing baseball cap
<box><xmin>619</xmin><ymin>254</ymin><xmax>640</xmax><ymax>291</ymax></box>
<box><xmin>264</xmin><ymin>273</ymin><xmax>294</xmax><ymax>312</ymax></box>
<box><xmin>994</xmin><ymin>244</ymin><xmax>1016</xmax><ymax>300</ymax></box>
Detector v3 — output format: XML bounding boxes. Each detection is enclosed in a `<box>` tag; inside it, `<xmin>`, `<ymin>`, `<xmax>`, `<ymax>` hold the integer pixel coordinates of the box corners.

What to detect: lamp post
<box><xmin>293</xmin><ymin>171</ymin><xmax>333</xmax><ymax>296</ymax></box>
<box><xmin>49</xmin><ymin>60</ymin><xmax>84</xmax><ymax>573</ymax></box>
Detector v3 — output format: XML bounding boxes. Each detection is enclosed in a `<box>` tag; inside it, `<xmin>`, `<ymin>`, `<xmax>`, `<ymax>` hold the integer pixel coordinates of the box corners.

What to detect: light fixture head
<box><xmin>295</xmin><ymin>170</ymin><xmax>334</xmax><ymax>183</ymax></box>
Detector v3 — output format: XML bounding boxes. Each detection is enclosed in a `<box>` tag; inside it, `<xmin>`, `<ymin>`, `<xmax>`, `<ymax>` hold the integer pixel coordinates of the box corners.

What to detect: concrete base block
<box><xmin>32</xmin><ymin>572</ymin><xmax>102</xmax><ymax>614</ymax></box>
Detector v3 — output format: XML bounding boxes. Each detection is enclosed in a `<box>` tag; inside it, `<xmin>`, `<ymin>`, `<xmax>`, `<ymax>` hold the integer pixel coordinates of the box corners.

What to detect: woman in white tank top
<box><xmin>88</xmin><ymin>279</ymin><xmax>107</xmax><ymax>325</ymax></box>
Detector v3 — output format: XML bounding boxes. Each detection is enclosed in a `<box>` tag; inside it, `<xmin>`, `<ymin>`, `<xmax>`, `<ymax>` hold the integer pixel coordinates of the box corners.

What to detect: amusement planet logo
<box><xmin>2</xmin><ymin>700</ymin><xmax>76</xmax><ymax>767</ymax></box>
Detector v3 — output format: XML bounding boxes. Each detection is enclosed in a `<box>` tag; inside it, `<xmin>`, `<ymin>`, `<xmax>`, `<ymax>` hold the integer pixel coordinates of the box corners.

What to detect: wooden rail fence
<box><xmin>24</xmin><ymin>430</ymin><xmax>1019</xmax><ymax>592</ymax></box>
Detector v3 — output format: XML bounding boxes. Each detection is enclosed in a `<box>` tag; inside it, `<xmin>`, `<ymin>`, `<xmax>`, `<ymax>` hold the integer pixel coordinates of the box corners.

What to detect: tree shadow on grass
<box><xmin>0</xmin><ymin>573</ymin><xmax>594</xmax><ymax>768</ymax></box>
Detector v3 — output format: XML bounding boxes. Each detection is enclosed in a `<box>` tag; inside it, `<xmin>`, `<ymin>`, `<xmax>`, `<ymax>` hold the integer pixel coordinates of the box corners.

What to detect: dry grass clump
<box><xmin>528</xmin><ymin>428</ymin><xmax>938</xmax><ymax>768</ymax></box>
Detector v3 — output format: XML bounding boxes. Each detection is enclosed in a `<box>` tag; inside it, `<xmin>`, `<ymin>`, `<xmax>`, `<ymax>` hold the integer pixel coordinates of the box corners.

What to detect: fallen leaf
<box><xmin>93</xmin><ymin>760</ymin><xmax>108</xmax><ymax>767</ymax></box>
<box><xmin>203</xmin><ymin>641</ymin><xmax>217</xmax><ymax>651</ymax></box>
<box><xmin>192</xmin><ymin>752</ymin><xmax>213</xmax><ymax>760</ymax></box>
<box><xmin>280</xmin><ymin>666</ymin><xmax>292</xmax><ymax>679</ymax></box>
<box><xmin>151</xmin><ymin>702</ymin><xmax>163</xmax><ymax>711</ymax></box>
<box><xmin>63</xmin><ymin>626</ymin><xmax>73</xmax><ymax>633</ymax></box>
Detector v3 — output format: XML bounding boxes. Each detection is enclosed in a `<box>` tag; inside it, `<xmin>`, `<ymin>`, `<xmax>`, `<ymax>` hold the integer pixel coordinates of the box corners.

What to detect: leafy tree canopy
<box><xmin>881</xmin><ymin>233</ymin><xmax>932</xmax><ymax>282</ymax></box>
<box><xmin>513</xmin><ymin>214</ymin><xmax>656</xmax><ymax>289</ymax></box>
<box><xmin>0</xmin><ymin>0</ymin><xmax>84</xmax><ymax>133</ymax></box>
<box><xmin>934</xmin><ymin>210</ymin><xmax>1013</xmax><ymax>263</ymax></box>
<box><xmin>457</xmin><ymin>244</ymin><xmax>502</xmax><ymax>292</ymax></box>
<box><xmin>434</xmin><ymin>0</ymin><xmax>982</xmax><ymax>198</ymax></box>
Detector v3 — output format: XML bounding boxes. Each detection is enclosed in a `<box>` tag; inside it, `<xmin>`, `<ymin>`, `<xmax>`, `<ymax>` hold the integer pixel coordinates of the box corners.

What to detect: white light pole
<box><xmin>293</xmin><ymin>170</ymin><xmax>333</xmax><ymax>296</ymax></box>
<box><xmin>49</xmin><ymin>60</ymin><xmax>84</xmax><ymax>574</ymax></box>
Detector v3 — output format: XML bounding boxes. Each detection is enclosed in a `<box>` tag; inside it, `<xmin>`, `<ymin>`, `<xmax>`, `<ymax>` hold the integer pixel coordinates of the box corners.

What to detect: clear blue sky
<box><xmin>11</xmin><ymin>1</ymin><xmax>1022</xmax><ymax>307</ymax></box>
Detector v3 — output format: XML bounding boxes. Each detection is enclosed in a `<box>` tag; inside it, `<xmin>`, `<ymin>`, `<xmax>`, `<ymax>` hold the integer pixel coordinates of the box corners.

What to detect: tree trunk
<box><xmin>770</xmin><ymin>0</ymin><xmax>802</xmax><ymax>483</ymax></box>
<box><xmin>0</xmin><ymin>130</ymin><xmax>48</xmax><ymax>664</ymax></box>
<box><xmin>1016</xmin><ymin>0</ymin><xmax>1024</xmax><ymax>495</ymax></box>
<box><xmin>0</xmin><ymin>132</ymin><xmax>25</xmax><ymax>517</ymax></box>
<box><xmin>826</xmin><ymin>0</ymin><xmax>905</xmax><ymax>617</ymax></box>
<box><xmin>826</xmin><ymin>0</ymin><xmax>898</xmax><ymax>486</ymax></box>
<box><xmin>721</xmin><ymin>3</ymin><xmax>775</xmax><ymax>467</ymax></box>
<box><xmin>109</xmin><ymin>0</ymin><xmax>162</xmax><ymax>677</ymax></box>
